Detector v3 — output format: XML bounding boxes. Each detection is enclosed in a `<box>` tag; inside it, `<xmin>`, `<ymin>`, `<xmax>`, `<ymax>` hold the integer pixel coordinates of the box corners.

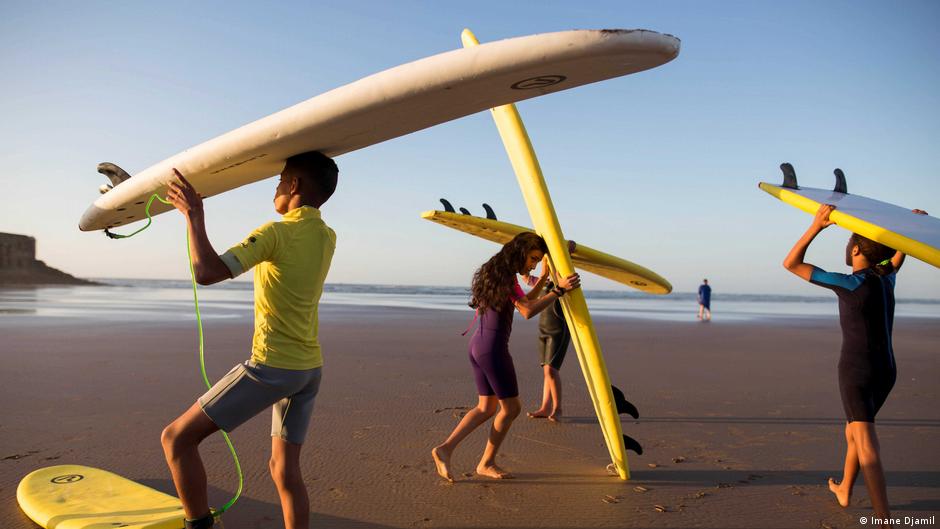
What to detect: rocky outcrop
<box><xmin>0</xmin><ymin>232</ymin><xmax>98</xmax><ymax>286</ymax></box>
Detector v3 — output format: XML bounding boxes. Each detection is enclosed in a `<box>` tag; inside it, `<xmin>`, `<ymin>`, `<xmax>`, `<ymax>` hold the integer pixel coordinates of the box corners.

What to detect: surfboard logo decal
<box><xmin>511</xmin><ymin>75</ymin><xmax>566</xmax><ymax>90</ymax></box>
<box><xmin>51</xmin><ymin>474</ymin><xmax>84</xmax><ymax>484</ymax></box>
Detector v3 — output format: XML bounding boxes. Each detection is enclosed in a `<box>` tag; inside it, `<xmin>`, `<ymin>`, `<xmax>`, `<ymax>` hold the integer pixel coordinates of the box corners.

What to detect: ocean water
<box><xmin>1</xmin><ymin>279</ymin><xmax>938</xmax><ymax>324</ymax></box>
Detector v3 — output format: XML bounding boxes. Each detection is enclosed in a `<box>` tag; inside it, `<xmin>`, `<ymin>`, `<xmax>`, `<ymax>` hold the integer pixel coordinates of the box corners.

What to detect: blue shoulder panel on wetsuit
<box><xmin>809</xmin><ymin>267</ymin><xmax>864</xmax><ymax>292</ymax></box>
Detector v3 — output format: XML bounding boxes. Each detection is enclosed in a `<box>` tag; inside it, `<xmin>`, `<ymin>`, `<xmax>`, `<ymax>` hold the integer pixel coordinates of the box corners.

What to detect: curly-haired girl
<box><xmin>432</xmin><ymin>232</ymin><xmax>580</xmax><ymax>481</ymax></box>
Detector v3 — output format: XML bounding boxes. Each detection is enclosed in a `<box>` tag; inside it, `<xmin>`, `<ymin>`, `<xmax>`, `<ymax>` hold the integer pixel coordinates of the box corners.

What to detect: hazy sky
<box><xmin>2</xmin><ymin>1</ymin><xmax>938</xmax><ymax>297</ymax></box>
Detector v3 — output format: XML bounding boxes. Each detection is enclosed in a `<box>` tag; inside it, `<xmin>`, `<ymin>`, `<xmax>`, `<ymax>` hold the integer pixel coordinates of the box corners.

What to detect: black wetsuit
<box><xmin>810</xmin><ymin>267</ymin><xmax>897</xmax><ymax>423</ymax></box>
<box><xmin>537</xmin><ymin>281</ymin><xmax>570</xmax><ymax>370</ymax></box>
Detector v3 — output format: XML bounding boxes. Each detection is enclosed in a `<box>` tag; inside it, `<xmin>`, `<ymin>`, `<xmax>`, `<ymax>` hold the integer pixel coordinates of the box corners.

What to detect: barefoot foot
<box><xmin>548</xmin><ymin>409</ymin><xmax>562</xmax><ymax>422</ymax></box>
<box><xmin>527</xmin><ymin>408</ymin><xmax>550</xmax><ymax>419</ymax></box>
<box><xmin>432</xmin><ymin>446</ymin><xmax>454</xmax><ymax>483</ymax></box>
<box><xmin>828</xmin><ymin>477</ymin><xmax>850</xmax><ymax>507</ymax></box>
<box><xmin>476</xmin><ymin>463</ymin><xmax>513</xmax><ymax>479</ymax></box>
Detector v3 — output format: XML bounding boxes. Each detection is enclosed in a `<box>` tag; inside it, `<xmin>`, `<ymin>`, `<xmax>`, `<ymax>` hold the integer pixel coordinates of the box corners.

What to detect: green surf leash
<box><xmin>105</xmin><ymin>193</ymin><xmax>244</xmax><ymax>517</ymax></box>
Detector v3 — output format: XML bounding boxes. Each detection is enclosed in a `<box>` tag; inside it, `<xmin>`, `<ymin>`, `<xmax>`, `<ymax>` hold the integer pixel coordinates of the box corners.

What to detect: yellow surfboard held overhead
<box><xmin>460</xmin><ymin>28</ymin><xmax>676</xmax><ymax>479</ymax></box>
<box><xmin>759</xmin><ymin>182</ymin><xmax>940</xmax><ymax>269</ymax></box>
<box><xmin>421</xmin><ymin>210</ymin><xmax>672</xmax><ymax>294</ymax></box>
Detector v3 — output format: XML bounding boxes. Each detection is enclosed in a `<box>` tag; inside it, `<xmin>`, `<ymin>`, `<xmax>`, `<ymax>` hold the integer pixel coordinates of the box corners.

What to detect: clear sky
<box><xmin>2</xmin><ymin>1</ymin><xmax>938</xmax><ymax>297</ymax></box>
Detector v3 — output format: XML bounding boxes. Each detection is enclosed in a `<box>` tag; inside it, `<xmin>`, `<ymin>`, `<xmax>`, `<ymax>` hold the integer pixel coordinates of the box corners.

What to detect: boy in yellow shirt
<box><xmin>161</xmin><ymin>151</ymin><xmax>338</xmax><ymax>529</ymax></box>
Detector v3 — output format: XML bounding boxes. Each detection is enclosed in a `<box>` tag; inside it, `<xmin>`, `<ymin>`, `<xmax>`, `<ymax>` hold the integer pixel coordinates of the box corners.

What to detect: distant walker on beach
<box><xmin>697</xmin><ymin>279</ymin><xmax>712</xmax><ymax>321</ymax></box>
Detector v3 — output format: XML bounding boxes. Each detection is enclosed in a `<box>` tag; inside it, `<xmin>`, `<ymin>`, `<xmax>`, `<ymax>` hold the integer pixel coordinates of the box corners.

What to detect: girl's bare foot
<box><xmin>828</xmin><ymin>477</ymin><xmax>850</xmax><ymax>507</ymax></box>
<box><xmin>527</xmin><ymin>408</ymin><xmax>550</xmax><ymax>419</ymax></box>
<box><xmin>476</xmin><ymin>463</ymin><xmax>513</xmax><ymax>479</ymax></box>
<box><xmin>432</xmin><ymin>446</ymin><xmax>454</xmax><ymax>482</ymax></box>
<box><xmin>548</xmin><ymin>408</ymin><xmax>562</xmax><ymax>422</ymax></box>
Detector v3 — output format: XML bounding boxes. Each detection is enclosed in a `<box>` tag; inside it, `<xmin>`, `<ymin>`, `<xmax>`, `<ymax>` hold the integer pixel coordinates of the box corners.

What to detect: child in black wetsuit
<box><xmin>524</xmin><ymin>240</ymin><xmax>577</xmax><ymax>422</ymax></box>
<box><xmin>783</xmin><ymin>203</ymin><xmax>927</xmax><ymax>523</ymax></box>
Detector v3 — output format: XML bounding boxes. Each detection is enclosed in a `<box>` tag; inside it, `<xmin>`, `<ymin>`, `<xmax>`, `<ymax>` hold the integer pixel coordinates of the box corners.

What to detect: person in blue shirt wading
<box><xmin>697</xmin><ymin>279</ymin><xmax>712</xmax><ymax>321</ymax></box>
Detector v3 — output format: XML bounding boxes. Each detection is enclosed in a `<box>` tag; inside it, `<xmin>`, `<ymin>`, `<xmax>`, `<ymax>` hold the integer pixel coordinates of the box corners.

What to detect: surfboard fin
<box><xmin>612</xmin><ymin>385</ymin><xmax>639</xmax><ymax>419</ymax></box>
<box><xmin>459</xmin><ymin>207</ymin><xmax>471</xmax><ymax>215</ymax></box>
<box><xmin>779</xmin><ymin>162</ymin><xmax>798</xmax><ymax>189</ymax></box>
<box><xmin>623</xmin><ymin>434</ymin><xmax>643</xmax><ymax>455</ymax></box>
<box><xmin>97</xmin><ymin>162</ymin><xmax>131</xmax><ymax>194</ymax></box>
<box><xmin>439</xmin><ymin>198</ymin><xmax>455</xmax><ymax>213</ymax></box>
<box><xmin>483</xmin><ymin>203</ymin><xmax>497</xmax><ymax>220</ymax></box>
<box><xmin>833</xmin><ymin>168</ymin><xmax>847</xmax><ymax>194</ymax></box>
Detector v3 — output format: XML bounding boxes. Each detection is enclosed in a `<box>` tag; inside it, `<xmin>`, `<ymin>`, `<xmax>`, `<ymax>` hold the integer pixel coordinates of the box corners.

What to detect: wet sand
<box><xmin>2</xmin><ymin>307</ymin><xmax>938</xmax><ymax>528</ymax></box>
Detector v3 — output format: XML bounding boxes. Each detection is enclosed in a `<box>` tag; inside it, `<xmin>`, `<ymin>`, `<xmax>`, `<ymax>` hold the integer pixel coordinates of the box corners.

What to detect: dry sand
<box><xmin>2</xmin><ymin>306</ymin><xmax>938</xmax><ymax>528</ymax></box>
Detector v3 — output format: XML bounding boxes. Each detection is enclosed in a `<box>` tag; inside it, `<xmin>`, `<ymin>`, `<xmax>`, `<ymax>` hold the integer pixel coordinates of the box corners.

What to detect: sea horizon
<box><xmin>1</xmin><ymin>278</ymin><xmax>938</xmax><ymax>323</ymax></box>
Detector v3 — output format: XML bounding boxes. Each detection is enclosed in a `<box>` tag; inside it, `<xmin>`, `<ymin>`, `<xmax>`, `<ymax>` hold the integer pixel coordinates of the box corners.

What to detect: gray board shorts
<box><xmin>198</xmin><ymin>360</ymin><xmax>322</xmax><ymax>445</ymax></box>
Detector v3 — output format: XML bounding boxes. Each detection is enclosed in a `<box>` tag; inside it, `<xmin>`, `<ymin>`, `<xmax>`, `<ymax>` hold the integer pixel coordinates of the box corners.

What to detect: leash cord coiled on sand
<box><xmin>105</xmin><ymin>193</ymin><xmax>243</xmax><ymax>516</ymax></box>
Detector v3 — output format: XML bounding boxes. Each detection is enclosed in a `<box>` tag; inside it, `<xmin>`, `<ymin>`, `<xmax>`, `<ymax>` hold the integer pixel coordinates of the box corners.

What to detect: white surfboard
<box><xmin>759</xmin><ymin>164</ymin><xmax>940</xmax><ymax>268</ymax></box>
<box><xmin>80</xmin><ymin>29</ymin><xmax>680</xmax><ymax>232</ymax></box>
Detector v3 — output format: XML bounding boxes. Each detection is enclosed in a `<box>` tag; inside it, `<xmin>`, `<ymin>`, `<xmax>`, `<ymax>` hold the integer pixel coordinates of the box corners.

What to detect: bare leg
<box><xmin>477</xmin><ymin>397</ymin><xmax>521</xmax><ymax>479</ymax></box>
<box><xmin>851</xmin><ymin>421</ymin><xmax>891</xmax><ymax>519</ymax></box>
<box><xmin>697</xmin><ymin>304</ymin><xmax>703</xmax><ymax>319</ymax></box>
<box><xmin>433</xmin><ymin>395</ymin><xmax>498</xmax><ymax>482</ymax></box>
<box><xmin>546</xmin><ymin>366</ymin><xmax>562</xmax><ymax>421</ymax></box>
<box><xmin>528</xmin><ymin>365</ymin><xmax>552</xmax><ymax>418</ymax></box>
<box><xmin>161</xmin><ymin>403</ymin><xmax>220</xmax><ymax>520</ymax></box>
<box><xmin>829</xmin><ymin>422</ymin><xmax>860</xmax><ymax>507</ymax></box>
<box><xmin>704</xmin><ymin>308</ymin><xmax>711</xmax><ymax>321</ymax></box>
<box><xmin>270</xmin><ymin>437</ymin><xmax>309</xmax><ymax>529</ymax></box>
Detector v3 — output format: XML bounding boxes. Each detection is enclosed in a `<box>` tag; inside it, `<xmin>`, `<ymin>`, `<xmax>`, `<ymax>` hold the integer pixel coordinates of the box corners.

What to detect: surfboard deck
<box><xmin>759</xmin><ymin>182</ymin><xmax>940</xmax><ymax>268</ymax></box>
<box><xmin>421</xmin><ymin>210</ymin><xmax>672</xmax><ymax>294</ymax></box>
<box><xmin>17</xmin><ymin>465</ymin><xmax>185</xmax><ymax>529</ymax></box>
<box><xmin>80</xmin><ymin>28</ymin><xmax>679</xmax><ymax>232</ymax></box>
<box><xmin>461</xmin><ymin>28</ymin><xmax>665</xmax><ymax>480</ymax></box>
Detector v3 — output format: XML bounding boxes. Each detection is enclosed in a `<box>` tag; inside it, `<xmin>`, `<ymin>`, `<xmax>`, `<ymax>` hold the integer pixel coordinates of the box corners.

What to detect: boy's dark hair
<box><xmin>285</xmin><ymin>151</ymin><xmax>338</xmax><ymax>206</ymax></box>
<box><xmin>849</xmin><ymin>233</ymin><xmax>895</xmax><ymax>276</ymax></box>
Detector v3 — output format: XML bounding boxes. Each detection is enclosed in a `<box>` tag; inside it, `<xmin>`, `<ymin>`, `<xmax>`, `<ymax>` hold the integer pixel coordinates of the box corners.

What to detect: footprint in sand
<box><xmin>434</xmin><ymin>406</ymin><xmax>471</xmax><ymax>418</ymax></box>
<box><xmin>352</xmin><ymin>425</ymin><xmax>389</xmax><ymax>439</ymax></box>
<box><xmin>328</xmin><ymin>487</ymin><xmax>347</xmax><ymax>500</ymax></box>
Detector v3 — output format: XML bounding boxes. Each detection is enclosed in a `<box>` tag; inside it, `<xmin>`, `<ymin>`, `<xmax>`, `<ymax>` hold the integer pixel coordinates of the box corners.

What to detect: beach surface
<box><xmin>2</xmin><ymin>306</ymin><xmax>938</xmax><ymax>528</ymax></box>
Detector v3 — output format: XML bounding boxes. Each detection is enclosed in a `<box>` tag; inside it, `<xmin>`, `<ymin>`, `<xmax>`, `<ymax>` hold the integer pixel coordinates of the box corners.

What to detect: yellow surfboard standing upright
<box><xmin>462</xmin><ymin>29</ymin><xmax>636</xmax><ymax>479</ymax></box>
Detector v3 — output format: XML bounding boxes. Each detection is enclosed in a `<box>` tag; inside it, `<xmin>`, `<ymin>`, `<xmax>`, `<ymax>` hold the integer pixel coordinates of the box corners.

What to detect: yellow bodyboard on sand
<box><xmin>421</xmin><ymin>210</ymin><xmax>671</xmax><ymax>294</ymax></box>
<box><xmin>17</xmin><ymin>465</ymin><xmax>185</xmax><ymax>529</ymax></box>
<box><xmin>463</xmin><ymin>28</ymin><xmax>653</xmax><ymax>479</ymax></box>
